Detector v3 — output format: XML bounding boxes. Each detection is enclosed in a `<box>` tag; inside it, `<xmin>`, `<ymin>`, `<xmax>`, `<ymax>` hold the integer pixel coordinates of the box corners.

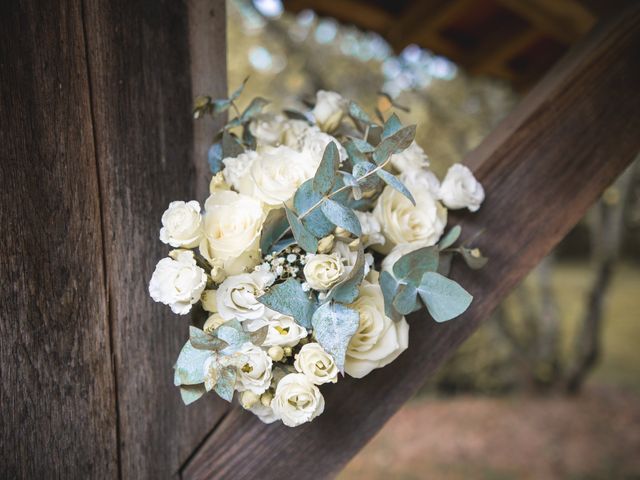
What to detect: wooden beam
<box><xmin>284</xmin><ymin>0</ymin><xmax>392</xmax><ymax>33</ymax></box>
<box><xmin>182</xmin><ymin>5</ymin><xmax>640</xmax><ymax>479</ymax></box>
<box><xmin>80</xmin><ymin>0</ymin><xmax>228</xmax><ymax>478</ymax></box>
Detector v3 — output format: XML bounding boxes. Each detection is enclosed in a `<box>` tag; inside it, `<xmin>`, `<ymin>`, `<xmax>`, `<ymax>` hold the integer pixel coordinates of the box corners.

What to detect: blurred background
<box><xmin>225</xmin><ymin>1</ymin><xmax>640</xmax><ymax>478</ymax></box>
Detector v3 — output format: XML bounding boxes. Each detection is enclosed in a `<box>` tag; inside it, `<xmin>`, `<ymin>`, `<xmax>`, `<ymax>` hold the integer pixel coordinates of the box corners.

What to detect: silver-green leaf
<box><xmin>215</xmin><ymin>320</ymin><xmax>249</xmax><ymax>353</ymax></box>
<box><xmin>284</xmin><ymin>203</ymin><xmax>318</xmax><ymax>253</ymax></box>
<box><xmin>376</xmin><ymin>169</ymin><xmax>416</xmax><ymax>205</ymax></box>
<box><xmin>328</xmin><ymin>246</ymin><xmax>365</xmax><ymax>304</ymax></box>
<box><xmin>392</xmin><ymin>246</ymin><xmax>439</xmax><ymax>286</ymax></box>
<box><xmin>320</xmin><ymin>199</ymin><xmax>362</xmax><ymax>236</ymax></box>
<box><xmin>417</xmin><ymin>272</ymin><xmax>472</xmax><ymax>322</ymax></box>
<box><xmin>393</xmin><ymin>283</ymin><xmax>419</xmax><ymax>315</ymax></box>
<box><xmin>174</xmin><ymin>341</ymin><xmax>213</xmax><ymax>386</ymax></box>
<box><xmin>379</xmin><ymin>270</ymin><xmax>402</xmax><ymax>321</ymax></box>
<box><xmin>189</xmin><ymin>326</ymin><xmax>228</xmax><ymax>351</ymax></box>
<box><xmin>311</xmin><ymin>302</ymin><xmax>360</xmax><ymax>373</ymax></box>
<box><xmin>439</xmin><ymin>226</ymin><xmax>462</xmax><ymax>250</ymax></box>
<box><xmin>180</xmin><ymin>384</ymin><xmax>207</xmax><ymax>405</ymax></box>
<box><xmin>260</xmin><ymin>208</ymin><xmax>290</xmax><ymax>255</ymax></box>
<box><xmin>313</xmin><ymin>141</ymin><xmax>339</xmax><ymax>195</ymax></box>
<box><xmin>372</xmin><ymin>124</ymin><xmax>416</xmax><ymax>165</ymax></box>
<box><xmin>258</xmin><ymin>278</ymin><xmax>317</xmax><ymax>329</ymax></box>
<box><xmin>214</xmin><ymin>366</ymin><xmax>237</xmax><ymax>402</ymax></box>
<box><xmin>382</xmin><ymin>113</ymin><xmax>403</xmax><ymax>139</ymax></box>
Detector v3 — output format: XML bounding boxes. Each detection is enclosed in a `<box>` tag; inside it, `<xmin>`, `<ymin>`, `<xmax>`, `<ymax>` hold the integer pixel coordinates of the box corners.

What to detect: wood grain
<box><xmin>81</xmin><ymin>0</ymin><xmax>228</xmax><ymax>478</ymax></box>
<box><xmin>182</xmin><ymin>6</ymin><xmax>640</xmax><ymax>480</ymax></box>
<box><xmin>0</xmin><ymin>0</ymin><xmax>118</xmax><ymax>477</ymax></box>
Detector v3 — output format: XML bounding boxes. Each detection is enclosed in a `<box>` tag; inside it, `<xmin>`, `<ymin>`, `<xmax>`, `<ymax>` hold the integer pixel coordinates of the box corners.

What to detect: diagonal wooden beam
<box><xmin>182</xmin><ymin>5</ymin><xmax>640</xmax><ymax>479</ymax></box>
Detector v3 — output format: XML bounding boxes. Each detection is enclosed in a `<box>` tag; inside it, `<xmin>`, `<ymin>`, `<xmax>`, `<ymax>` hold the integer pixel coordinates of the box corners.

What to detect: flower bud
<box><xmin>260</xmin><ymin>392</ymin><xmax>273</xmax><ymax>407</ymax></box>
<box><xmin>200</xmin><ymin>289</ymin><xmax>217</xmax><ymax>313</ymax></box>
<box><xmin>317</xmin><ymin>234</ymin><xmax>335</xmax><ymax>253</ymax></box>
<box><xmin>209</xmin><ymin>172</ymin><xmax>230</xmax><ymax>194</ymax></box>
<box><xmin>240</xmin><ymin>391</ymin><xmax>260</xmax><ymax>410</ymax></box>
<box><xmin>203</xmin><ymin>313</ymin><xmax>226</xmax><ymax>333</ymax></box>
<box><xmin>283</xmin><ymin>346</ymin><xmax>293</xmax><ymax>357</ymax></box>
<box><xmin>268</xmin><ymin>346</ymin><xmax>284</xmax><ymax>362</ymax></box>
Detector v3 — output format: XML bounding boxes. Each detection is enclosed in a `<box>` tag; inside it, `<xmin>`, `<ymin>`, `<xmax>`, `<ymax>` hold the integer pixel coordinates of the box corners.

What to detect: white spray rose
<box><xmin>249</xmin><ymin>113</ymin><xmax>286</xmax><ymax>146</ymax></box>
<box><xmin>248</xmin><ymin>401</ymin><xmax>279</xmax><ymax>424</ymax></box>
<box><xmin>312</xmin><ymin>90</ymin><xmax>347</xmax><ymax>132</ymax></box>
<box><xmin>216</xmin><ymin>270</ymin><xmax>276</xmax><ymax>321</ymax></box>
<box><xmin>303</xmin><ymin>253</ymin><xmax>345</xmax><ymax>291</ymax></box>
<box><xmin>199</xmin><ymin>190</ymin><xmax>265</xmax><ymax>274</ymax></box>
<box><xmin>294</xmin><ymin>343</ymin><xmax>338</xmax><ymax>385</ymax></box>
<box><xmin>235</xmin><ymin>342</ymin><xmax>273</xmax><ymax>395</ymax></box>
<box><xmin>299</xmin><ymin>130</ymin><xmax>347</xmax><ymax>166</ymax></box>
<box><xmin>402</xmin><ymin>169</ymin><xmax>441</xmax><ymax>198</ymax></box>
<box><xmin>388</xmin><ymin>141</ymin><xmax>430</xmax><ymax>173</ymax></box>
<box><xmin>245</xmin><ymin>312</ymin><xmax>308</xmax><ymax>348</ymax></box>
<box><xmin>271</xmin><ymin>373</ymin><xmax>325</xmax><ymax>427</ymax></box>
<box><xmin>354</xmin><ymin>211</ymin><xmax>385</xmax><ymax>247</ymax></box>
<box><xmin>148</xmin><ymin>250</ymin><xmax>207</xmax><ymax>315</ymax></box>
<box><xmin>159</xmin><ymin>200</ymin><xmax>202</xmax><ymax>248</ymax></box>
<box><xmin>439</xmin><ymin>163</ymin><xmax>485</xmax><ymax>212</ymax></box>
<box><xmin>373</xmin><ymin>174</ymin><xmax>447</xmax><ymax>251</ymax></box>
<box><xmin>236</xmin><ymin>145</ymin><xmax>317</xmax><ymax>206</ymax></box>
<box><xmin>345</xmin><ymin>281</ymin><xmax>409</xmax><ymax>378</ymax></box>
<box><xmin>222</xmin><ymin>150</ymin><xmax>259</xmax><ymax>191</ymax></box>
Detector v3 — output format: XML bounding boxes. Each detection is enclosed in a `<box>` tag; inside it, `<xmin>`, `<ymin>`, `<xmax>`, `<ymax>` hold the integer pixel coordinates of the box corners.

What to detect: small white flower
<box><xmin>439</xmin><ymin>163</ymin><xmax>485</xmax><ymax>212</ymax></box>
<box><xmin>235</xmin><ymin>342</ymin><xmax>273</xmax><ymax>395</ymax></box>
<box><xmin>294</xmin><ymin>343</ymin><xmax>338</xmax><ymax>385</ymax></box>
<box><xmin>312</xmin><ymin>90</ymin><xmax>347</xmax><ymax>132</ymax></box>
<box><xmin>303</xmin><ymin>253</ymin><xmax>345</xmax><ymax>291</ymax></box>
<box><xmin>246</xmin><ymin>312</ymin><xmax>308</xmax><ymax>348</ymax></box>
<box><xmin>389</xmin><ymin>141</ymin><xmax>430</xmax><ymax>173</ymax></box>
<box><xmin>159</xmin><ymin>200</ymin><xmax>202</xmax><ymax>248</ymax></box>
<box><xmin>149</xmin><ymin>250</ymin><xmax>207</xmax><ymax>315</ymax></box>
<box><xmin>271</xmin><ymin>373</ymin><xmax>325</xmax><ymax>427</ymax></box>
<box><xmin>216</xmin><ymin>270</ymin><xmax>276</xmax><ymax>321</ymax></box>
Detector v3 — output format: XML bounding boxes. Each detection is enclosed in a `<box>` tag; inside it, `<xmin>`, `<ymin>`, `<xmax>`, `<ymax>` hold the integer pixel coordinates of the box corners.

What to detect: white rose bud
<box><xmin>200</xmin><ymin>289</ymin><xmax>217</xmax><ymax>313</ymax></box>
<box><xmin>271</xmin><ymin>373</ymin><xmax>325</xmax><ymax>427</ymax></box>
<box><xmin>249</xmin><ymin>113</ymin><xmax>286</xmax><ymax>146</ymax></box>
<box><xmin>216</xmin><ymin>270</ymin><xmax>276</xmax><ymax>321</ymax></box>
<box><xmin>345</xmin><ymin>281</ymin><xmax>409</xmax><ymax>378</ymax></box>
<box><xmin>312</xmin><ymin>90</ymin><xmax>347</xmax><ymax>132</ymax></box>
<box><xmin>439</xmin><ymin>163</ymin><xmax>485</xmax><ymax>212</ymax></box>
<box><xmin>149</xmin><ymin>250</ymin><xmax>207</xmax><ymax>315</ymax></box>
<box><xmin>388</xmin><ymin>141</ymin><xmax>430</xmax><ymax>173</ymax></box>
<box><xmin>267</xmin><ymin>346</ymin><xmax>284</xmax><ymax>362</ymax></box>
<box><xmin>294</xmin><ymin>343</ymin><xmax>338</xmax><ymax>385</ymax></box>
<box><xmin>303</xmin><ymin>253</ymin><xmax>345</xmax><ymax>291</ymax></box>
<box><xmin>248</xmin><ymin>401</ymin><xmax>279</xmax><ymax>424</ymax></box>
<box><xmin>203</xmin><ymin>313</ymin><xmax>226</xmax><ymax>334</ymax></box>
<box><xmin>317</xmin><ymin>234</ymin><xmax>335</xmax><ymax>253</ymax></box>
<box><xmin>159</xmin><ymin>200</ymin><xmax>203</xmax><ymax>248</ymax></box>
<box><xmin>240</xmin><ymin>390</ymin><xmax>260</xmax><ymax>410</ymax></box>
<box><xmin>235</xmin><ymin>343</ymin><xmax>273</xmax><ymax>395</ymax></box>
<box><xmin>260</xmin><ymin>391</ymin><xmax>273</xmax><ymax>407</ymax></box>
<box><xmin>209</xmin><ymin>171</ymin><xmax>230</xmax><ymax>193</ymax></box>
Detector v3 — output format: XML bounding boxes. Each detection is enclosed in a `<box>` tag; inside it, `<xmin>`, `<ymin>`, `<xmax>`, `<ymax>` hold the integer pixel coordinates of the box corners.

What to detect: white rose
<box><xmin>354</xmin><ymin>211</ymin><xmax>385</xmax><ymax>247</ymax></box>
<box><xmin>373</xmin><ymin>175</ymin><xmax>447</xmax><ymax>252</ymax></box>
<box><xmin>381</xmin><ymin>242</ymin><xmax>425</xmax><ymax>273</ymax></box>
<box><xmin>248</xmin><ymin>401</ymin><xmax>279</xmax><ymax>424</ymax></box>
<box><xmin>222</xmin><ymin>150</ymin><xmax>259</xmax><ymax>191</ymax></box>
<box><xmin>299</xmin><ymin>130</ymin><xmax>347</xmax><ymax>167</ymax></box>
<box><xmin>216</xmin><ymin>270</ymin><xmax>276</xmax><ymax>321</ymax></box>
<box><xmin>235</xmin><ymin>342</ymin><xmax>273</xmax><ymax>395</ymax></box>
<box><xmin>249</xmin><ymin>113</ymin><xmax>286</xmax><ymax>146</ymax></box>
<box><xmin>281</xmin><ymin>120</ymin><xmax>319</xmax><ymax>149</ymax></box>
<box><xmin>303</xmin><ymin>253</ymin><xmax>345</xmax><ymax>291</ymax></box>
<box><xmin>246</xmin><ymin>312</ymin><xmax>308</xmax><ymax>348</ymax></box>
<box><xmin>271</xmin><ymin>373</ymin><xmax>325</xmax><ymax>427</ymax></box>
<box><xmin>389</xmin><ymin>141</ymin><xmax>430</xmax><ymax>173</ymax></box>
<box><xmin>200</xmin><ymin>289</ymin><xmax>217</xmax><ymax>312</ymax></box>
<box><xmin>148</xmin><ymin>250</ymin><xmax>207</xmax><ymax>315</ymax></box>
<box><xmin>312</xmin><ymin>90</ymin><xmax>347</xmax><ymax>132</ymax></box>
<box><xmin>345</xmin><ymin>281</ymin><xmax>409</xmax><ymax>378</ymax></box>
<box><xmin>200</xmin><ymin>190</ymin><xmax>265</xmax><ymax>274</ymax></box>
<box><xmin>294</xmin><ymin>343</ymin><xmax>338</xmax><ymax>385</ymax></box>
<box><xmin>402</xmin><ymin>169</ymin><xmax>441</xmax><ymax>198</ymax></box>
<box><xmin>159</xmin><ymin>200</ymin><xmax>202</xmax><ymax>248</ymax></box>
<box><xmin>209</xmin><ymin>172</ymin><xmax>230</xmax><ymax>193</ymax></box>
<box><xmin>236</xmin><ymin>146</ymin><xmax>317</xmax><ymax>206</ymax></box>
<box><xmin>439</xmin><ymin>163</ymin><xmax>485</xmax><ymax>212</ymax></box>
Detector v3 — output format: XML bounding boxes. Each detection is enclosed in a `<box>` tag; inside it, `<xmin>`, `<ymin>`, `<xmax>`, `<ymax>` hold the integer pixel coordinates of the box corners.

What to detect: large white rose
<box><xmin>389</xmin><ymin>141</ymin><xmax>430</xmax><ymax>173</ymax></box>
<box><xmin>199</xmin><ymin>190</ymin><xmax>265</xmax><ymax>274</ymax></box>
<box><xmin>236</xmin><ymin>146</ymin><xmax>318</xmax><ymax>206</ymax></box>
<box><xmin>354</xmin><ymin>210</ymin><xmax>385</xmax><ymax>247</ymax></box>
<box><xmin>216</xmin><ymin>270</ymin><xmax>276</xmax><ymax>321</ymax></box>
<box><xmin>299</xmin><ymin>130</ymin><xmax>347</xmax><ymax>166</ymax></box>
<box><xmin>345</xmin><ymin>281</ymin><xmax>409</xmax><ymax>378</ymax></box>
<box><xmin>312</xmin><ymin>90</ymin><xmax>347</xmax><ymax>132</ymax></box>
<box><xmin>148</xmin><ymin>250</ymin><xmax>207</xmax><ymax>315</ymax></box>
<box><xmin>373</xmin><ymin>174</ymin><xmax>447</xmax><ymax>252</ymax></box>
<box><xmin>159</xmin><ymin>200</ymin><xmax>202</xmax><ymax>248</ymax></box>
<box><xmin>294</xmin><ymin>343</ymin><xmax>338</xmax><ymax>385</ymax></box>
<box><xmin>303</xmin><ymin>253</ymin><xmax>345</xmax><ymax>291</ymax></box>
<box><xmin>249</xmin><ymin>113</ymin><xmax>286</xmax><ymax>146</ymax></box>
<box><xmin>439</xmin><ymin>163</ymin><xmax>485</xmax><ymax>212</ymax></box>
<box><xmin>271</xmin><ymin>373</ymin><xmax>325</xmax><ymax>427</ymax></box>
<box><xmin>245</xmin><ymin>312</ymin><xmax>308</xmax><ymax>348</ymax></box>
<box><xmin>235</xmin><ymin>342</ymin><xmax>273</xmax><ymax>395</ymax></box>
<box><xmin>222</xmin><ymin>150</ymin><xmax>259</xmax><ymax>192</ymax></box>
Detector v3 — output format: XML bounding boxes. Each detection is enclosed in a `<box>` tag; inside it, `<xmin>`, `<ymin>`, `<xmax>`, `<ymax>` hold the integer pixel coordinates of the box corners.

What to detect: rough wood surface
<box><xmin>182</xmin><ymin>6</ymin><xmax>640</xmax><ymax>480</ymax></box>
<box><xmin>0</xmin><ymin>0</ymin><xmax>118</xmax><ymax>478</ymax></box>
<box><xmin>81</xmin><ymin>0</ymin><xmax>228</xmax><ymax>478</ymax></box>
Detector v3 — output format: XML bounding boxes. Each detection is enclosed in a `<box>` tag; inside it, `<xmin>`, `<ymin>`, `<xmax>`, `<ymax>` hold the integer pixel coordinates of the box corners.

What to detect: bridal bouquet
<box><xmin>149</xmin><ymin>82</ymin><xmax>486</xmax><ymax>427</ymax></box>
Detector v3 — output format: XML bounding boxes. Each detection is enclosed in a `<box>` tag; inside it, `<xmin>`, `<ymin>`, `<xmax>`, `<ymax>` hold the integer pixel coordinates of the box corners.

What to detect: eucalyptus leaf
<box><xmin>352</xmin><ymin>161</ymin><xmax>380</xmax><ymax>191</ymax></box>
<box><xmin>340</xmin><ymin>171</ymin><xmax>363</xmax><ymax>200</ymax></box>
<box><xmin>349</xmin><ymin>138</ymin><xmax>375</xmax><ymax>153</ymax></box>
<box><xmin>372</xmin><ymin>125</ymin><xmax>416</xmax><ymax>165</ymax></box>
<box><xmin>260</xmin><ymin>208</ymin><xmax>290</xmax><ymax>255</ymax></box>
<box><xmin>311</xmin><ymin>302</ymin><xmax>360</xmax><ymax>373</ymax></box>
<box><xmin>258</xmin><ymin>278</ymin><xmax>317</xmax><ymax>329</ymax></box>
<box><xmin>229</xmin><ymin>77</ymin><xmax>249</xmax><ymax>101</ymax></box>
<box><xmin>320</xmin><ymin>199</ymin><xmax>362</xmax><ymax>236</ymax></box>
<box><xmin>344</xmin><ymin>139</ymin><xmax>368</xmax><ymax>165</ymax></box>
<box><xmin>174</xmin><ymin>341</ymin><xmax>213</xmax><ymax>386</ymax></box>
<box><xmin>180</xmin><ymin>384</ymin><xmax>207</xmax><ymax>406</ymax></box>
<box><xmin>379</xmin><ymin>270</ymin><xmax>402</xmax><ymax>321</ymax></box>
<box><xmin>212</xmin><ymin>98</ymin><xmax>231</xmax><ymax>114</ymax></box>
<box><xmin>284</xmin><ymin>203</ymin><xmax>318</xmax><ymax>253</ymax></box>
<box><xmin>439</xmin><ymin>225</ymin><xmax>462</xmax><ymax>250</ymax></box>
<box><xmin>294</xmin><ymin>178</ymin><xmax>348</xmax><ymax>238</ymax></box>
<box><xmin>328</xmin><ymin>246</ymin><xmax>365</xmax><ymax>304</ymax></box>
<box><xmin>272</xmin><ymin>237</ymin><xmax>296</xmax><ymax>253</ymax></box>
<box><xmin>393</xmin><ymin>283</ymin><xmax>419</xmax><ymax>315</ymax></box>
<box><xmin>249</xmin><ymin>325</ymin><xmax>270</xmax><ymax>347</ymax></box>
<box><xmin>348</xmin><ymin>101</ymin><xmax>376</xmax><ymax>129</ymax></box>
<box><xmin>241</xmin><ymin>97</ymin><xmax>270</xmax><ymax>122</ymax></box>
<box><xmin>189</xmin><ymin>326</ymin><xmax>228</xmax><ymax>351</ymax></box>
<box><xmin>313</xmin><ymin>141</ymin><xmax>339</xmax><ymax>196</ymax></box>
<box><xmin>459</xmin><ymin>247</ymin><xmax>488</xmax><ymax>269</ymax></box>
<box><xmin>207</xmin><ymin>142</ymin><xmax>224</xmax><ymax>174</ymax></box>
<box><xmin>215</xmin><ymin>319</ymin><xmax>249</xmax><ymax>353</ymax></box>
<box><xmin>242</xmin><ymin>125</ymin><xmax>257</xmax><ymax>150</ymax></box>
<box><xmin>222</xmin><ymin>131</ymin><xmax>244</xmax><ymax>159</ymax></box>
<box><xmin>376</xmin><ymin>169</ymin><xmax>416</xmax><ymax>205</ymax></box>
<box><xmin>382</xmin><ymin>113</ymin><xmax>403</xmax><ymax>139</ymax></box>
<box><xmin>392</xmin><ymin>246</ymin><xmax>439</xmax><ymax>286</ymax></box>
<box><xmin>438</xmin><ymin>252</ymin><xmax>453</xmax><ymax>276</ymax></box>
<box><xmin>418</xmin><ymin>272</ymin><xmax>472</xmax><ymax>322</ymax></box>
<box><xmin>214</xmin><ymin>366</ymin><xmax>237</xmax><ymax>402</ymax></box>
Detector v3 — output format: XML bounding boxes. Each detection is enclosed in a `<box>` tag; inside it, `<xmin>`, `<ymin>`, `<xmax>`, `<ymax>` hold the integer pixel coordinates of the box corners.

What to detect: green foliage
<box><xmin>372</xmin><ymin>124</ymin><xmax>416</xmax><ymax>165</ymax></box>
<box><xmin>174</xmin><ymin>341</ymin><xmax>213</xmax><ymax>386</ymax></box>
<box><xmin>459</xmin><ymin>247</ymin><xmax>489</xmax><ymax>269</ymax></box>
<box><xmin>260</xmin><ymin>208</ymin><xmax>290</xmax><ymax>255</ymax></box>
<box><xmin>258</xmin><ymin>278</ymin><xmax>317</xmax><ymax>329</ymax></box>
<box><xmin>215</xmin><ymin>320</ymin><xmax>250</xmax><ymax>353</ymax></box>
<box><xmin>214</xmin><ymin>366</ymin><xmax>237</xmax><ymax>402</ymax></box>
<box><xmin>382</xmin><ymin>113</ymin><xmax>403</xmax><ymax>139</ymax></box>
<box><xmin>189</xmin><ymin>326</ymin><xmax>228</xmax><ymax>351</ymax></box>
<box><xmin>376</xmin><ymin>169</ymin><xmax>416</xmax><ymax>205</ymax></box>
<box><xmin>393</xmin><ymin>246</ymin><xmax>439</xmax><ymax>286</ymax></box>
<box><xmin>320</xmin><ymin>199</ymin><xmax>362</xmax><ymax>236</ymax></box>
<box><xmin>285</xmin><ymin>203</ymin><xmax>318</xmax><ymax>253</ymax></box>
<box><xmin>222</xmin><ymin>131</ymin><xmax>244</xmax><ymax>159</ymax></box>
<box><xmin>313</xmin><ymin>142</ymin><xmax>340</xmax><ymax>196</ymax></box>
<box><xmin>180</xmin><ymin>384</ymin><xmax>207</xmax><ymax>406</ymax></box>
<box><xmin>439</xmin><ymin>226</ymin><xmax>462</xmax><ymax>250</ymax></box>
<box><xmin>393</xmin><ymin>283</ymin><xmax>419</xmax><ymax>315</ymax></box>
<box><xmin>379</xmin><ymin>270</ymin><xmax>403</xmax><ymax>322</ymax></box>
<box><xmin>311</xmin><ymin>302</ymin><xmax>360</xmax><ymax>373</ymax></box>
<box><xmin>418</xmin><ymin>272</ymin><xmax>473</xmax><ymax>322</ymax></box>
<box><xmin>327</xmin><ymin>246</ymin><xmax>365</xmax><ymax>304</ymax></box>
